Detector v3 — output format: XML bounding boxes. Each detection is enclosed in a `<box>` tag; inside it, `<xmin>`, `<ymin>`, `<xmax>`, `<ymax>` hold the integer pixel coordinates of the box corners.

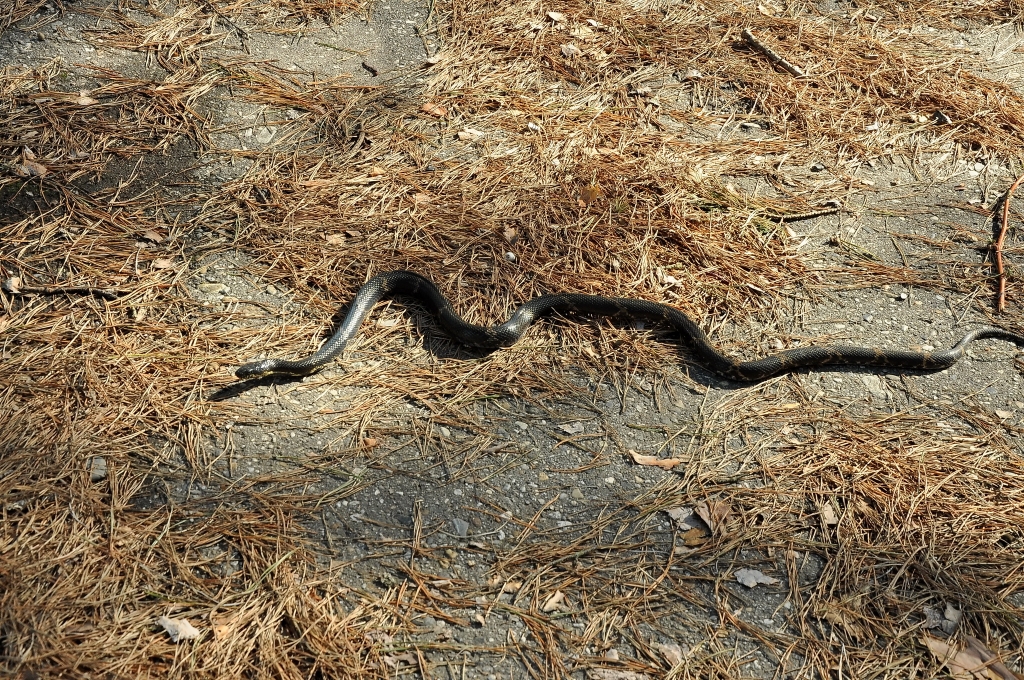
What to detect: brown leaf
<box><xmin>695</xmin><ymin>500</ymin><xmax>730</xmax><ymax>533</ymax></box>
<box><xmin>963</xmin><ymin>636</ymin><xmax>1021</xmax><ymax>680</ymax></box>
<box><xmin>325</xmin><ymin>233</ymin><xmax>345</xmax><ymax>245</ymax></box>
<box><xmin>629</xmin><ymin>449</ymin><xmax>684</xmax><ymax>470</ymax></box>
<box><xmin>680</xmin><ymin>527</ymin><xmax>708</xmax><ymax>546</ymax></box>
<box><xmin>924</xmin><ymin>635</ymin><xmax>1002</xmax><ymax>680</ymax></box>
<box><xmin>152</xmin><ymin>258</ymin><xmax>174</xmax><ymax>270</ymax></box>
<box><xmin>541</xmin><ymin>590</ymin><xmax>566</xmax><ymax>612</ymax></box>
<box><xmin>361</xmin><ymin>437</ymin><xmax>378</xmax><ymax>448</ymax></box>
<box><xmin>14</xmin><ymin>160</ymin><xmax>48</xmax><ymax>177</ymax></box>
<box><xmin>140</xmin><ymin>229</ymin><xmax>164</xmax><ymax>243</ymax></box>
<box><xmin>820</xmin><ymin>501</ymin><xmax>839</xmax><ymax>525</ymax></box>
<box><xmin>503</xmin><ymin>226</ymin><xmax>518</xmax><ymax>243</ymax></box>
<box><xmin>816</xmin><ymin>603</ymin><xmax>865</xmax><ymax>640</ymax></box>
<box><xmin>580</xmin><ymin>183</ymin><xmax>604</xmax><ymax>205</ymax></box>
<box><xmin>75</xmin><ymin>90</ymin><xmax>99</xmax><ymax>105</ymax></box>
<box><xmin>420</xmin><ymin>102</ymin><xmax>448</xmax><ymax>117</ymax></box>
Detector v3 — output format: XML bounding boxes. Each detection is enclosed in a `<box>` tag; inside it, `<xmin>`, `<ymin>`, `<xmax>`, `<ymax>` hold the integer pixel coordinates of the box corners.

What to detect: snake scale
<box><xmin>236</xmin><ymin>271</ymin><xmax>1024</xmax><ymax>382</ymax></box>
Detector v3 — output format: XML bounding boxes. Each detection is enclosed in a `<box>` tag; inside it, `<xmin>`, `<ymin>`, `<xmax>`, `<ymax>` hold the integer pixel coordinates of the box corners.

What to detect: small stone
<box><xmin>266</xmin><ymin>284</ymin><xmax>278</xmax><ymax>294</ymax></box>
<box><xmin>199</xmin><ymin>282</ymin><xmax>227</xmax><ymax>294</ymax></box>
<box><xmin>810</xmin><ymin>162</ymin><xmax>825</xmax><ymax>172</ymax></box>
<box><xmin>515</xmin><ymin>421</ymin><xmax>528</xmax><ymax>430</ymax></box>
<box><xmin>604</xmin><ymin>477</ymin><xmax>615</xmax><ymax>485</ymax></box>
<box><xmin>503</xmin><ymin>251</ymin><xmax>517</xmax><ymax>263</ymax></box>
<box><xmin>899</xmin><ymin>292</ymin><xmax>908</xmax><ymax>300</ymax></box>
<box><xmin>538</xmin><ymin>472</ymin><xmax>549</xmax><ymax>481</ymax></box>
<box><xmin>87</xmin><ymin>456</ymin><xmax>107</xmax><ymax>482</ymax></box>
<box><xmin>934</xmin><ymin>110</ymin><xmax>951</xmax><ymax>125</ymax></box>
<box><xmin>863</xmin><ymin>314</ymin><xmax>873</xmax><ymax>322</ymax></box>
<box><xmin>452</xmin><ymin>518</ymin><xmax>469</xmax><ymax>537</ymax></box>
<box><xmin>285</xmin><ymin>109</ymin><xmax>300</xmax><ymax>120</ymax></box>
<box><xmin>570</xmin><ymin>487</ymin><xmax>584</xmax><ymax>500</ymax></box>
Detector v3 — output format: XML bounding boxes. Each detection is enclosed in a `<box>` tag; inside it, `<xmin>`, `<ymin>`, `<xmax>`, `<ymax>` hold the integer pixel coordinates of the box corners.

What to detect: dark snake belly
<box><xmin>236</xmin><ymin>271</ymin><xmax>1024</xmax><ymax>382</ymax></box>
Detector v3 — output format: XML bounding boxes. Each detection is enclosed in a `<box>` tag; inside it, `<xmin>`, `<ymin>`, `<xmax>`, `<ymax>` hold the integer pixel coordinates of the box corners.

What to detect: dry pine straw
<box><xmin>2</xmin><ymin>0</ymin><xmax>1024</xmax><ymax>677</ymax></box>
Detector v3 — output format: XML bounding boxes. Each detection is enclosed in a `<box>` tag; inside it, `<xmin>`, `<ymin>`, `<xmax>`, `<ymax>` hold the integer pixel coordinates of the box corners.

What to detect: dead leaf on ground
<box><xmin>157</xmin><ymin>615</ymin><xmax>201</xmax><ymax>643</ymax></box>
<box><xmin>820</xmin><ymin>501</ymin><xmax>839</xmax><ymax>525</ymax></box>
<box><xmin>152</xmin><ymin>258</ymin><xmax>174</xmax><ymax>269</ymax></box>
<box><xmin>420</xmin><ymin>102</ymin><xmax>448</xmax><ymax>117</ymax></box>
<box><xmin>457</xmin><ymin>127</ymin><xmax>485</xmax><ymax>142</ymax></box>
<box><xmin>654</xmin><ymin>642</ymin><xmax>687</xmax><ymax>666</ymax></box>
<box><xmin>542</xmin><ymin>590</ymin><xmax>566</xmax><ymax>612</ymax></box>
<box><xmin>680</xmin><ymin>527</ymin><xmax>708</xmax><ymax>546</ymax></box>
<box><xmin>815</xmin><ymin>602</ymin><xmax>865</xmax><ymax>640</ymax></box>
<box><xmin>588</xmin><ymin>670</ymin><xmax>652</xmax><ymax>680</ymax></box>
<box><xmin>382</xmin><ymin>652</ymin><xmax>417</xmax><ymax>669</ymax></box>
<box><xmin>734</xmin><ymin>568</ymin><xmax>780</xmax><ymax>588</ymax></box>
<box><xmin>75</xmin><ymin>90</ymin><xmax>99</xmax><ymax>105</ymax></box>
<box><xmin>547</xmin><ymin>11</ymin><xmax>566</xmax><ymax>22</ymax></box>
<box><xmin>665</xmin><ymin>507</ymin><xmax>694</xmax><ymax>529</ymax></box>
<box><xmin>140</xmin><ymin>229</ymin><xmax>164</xmax><ymax>243</ymax></box>
<box><xmin>326</xmin><ymin>233</ymin><xmax>345</xmax><ymax>245</ymax></box>
<box><xmin>923</xmin><ymin>635</ymin><xmax>1016</xmax><ymax>680</ymax></box>
<box><xmin>14</xmin><ymin>160</ymin><xmax>48</xmax><ymax>177</ymax></box>
<box><xmin>561</xmin><ymin>43</ymin><xmax>583</xmax><ymax>58</ymax></box>
<box><xmin>695</xmin><ymin>499</ymin><xmax>730</xmax><ymax>533</ymax></box>
<box><xmin>630</xmin><ymin>450</ymin><xmax>684</xmax><ymax>470</ymax></box>
<box><xmin>580</xmin><ymin>183</ymin><xmax>604</xmax><ymax>204</ymax></box>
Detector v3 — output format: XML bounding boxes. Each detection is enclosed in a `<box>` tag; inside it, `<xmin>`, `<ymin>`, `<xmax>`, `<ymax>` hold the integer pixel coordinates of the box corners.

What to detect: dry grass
<box><xmin>2</xmin><ymin>0</ymin><xmax>1024</xmax><ymax>677</ymax></box>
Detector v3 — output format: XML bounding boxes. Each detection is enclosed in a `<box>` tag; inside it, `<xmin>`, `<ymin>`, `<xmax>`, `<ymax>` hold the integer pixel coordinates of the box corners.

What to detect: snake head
<box><xmin>236</xmin><ymin>359</ymin><xmax>277</xmax><ymax>380</ymax></box>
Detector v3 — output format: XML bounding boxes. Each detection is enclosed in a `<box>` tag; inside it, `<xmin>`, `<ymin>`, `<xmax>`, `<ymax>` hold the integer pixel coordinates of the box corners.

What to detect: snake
<box><xmin>236</xmin><ymin>271</ymin><xmax>1024</xmax><ymax>382</ymax></box>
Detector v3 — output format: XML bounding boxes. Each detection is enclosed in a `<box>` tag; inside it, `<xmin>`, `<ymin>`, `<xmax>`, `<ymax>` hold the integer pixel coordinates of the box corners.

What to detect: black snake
<box><xmin>236</xmin><ymin>271</ymin><xmax>1024</xmax><ymax>382</ymax></box>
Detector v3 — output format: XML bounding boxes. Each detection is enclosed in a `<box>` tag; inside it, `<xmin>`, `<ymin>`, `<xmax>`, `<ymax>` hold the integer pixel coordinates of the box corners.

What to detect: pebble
<box><xmin>538</xmin><ymin>472</ymin><xmax>549</xmax><ymax>481</ymax></box>
<box><xmin>514</xmin><ymin>421</ymin><xmax>528</xmax><ymax>430</ymax></box>
<box><xmin>863</xmin><ymin>314</ymin><xmax>873</xmax><ymax>322</ymax></box>
<box><xmin>199</xmin><ymin>282</ymin><xmax>227</xmax><ymax>294</ymax></box>
<box><xmin>810</xmin><ymin>162</ymin><xmax>825</xmax><ymax>172</ymax></box>
<box><xmin>570</xmin><ymin>487</ymin><xmax>584</xmax><ymax>500</ymax></box>
<box><xmin>898</xmin><ymin>292</ymin><xmax>908</xmax><ymax>300</ymax></box>
<box><xmin>87</xmin><ymin>456</ymin><xmax>107</xmax><ymax>482</ymax></box>
<box><xmin>503</xmin><ymin>251</ymin><xmax>517</xmax><ymax>263</ymax></box>
<box><xmin>604</xmin><ymin>477</ymin><xmax>616</xmax><ymax>485</ymax></box>
<box><xmin>452</xmin><ymin>518</ymin><xmax>469</xmax><ymax>537</ymax></box>
<box><xmin>438</xmin><ymin>426</ymin><xmax>451</xmax><ymax>437</ymax></box>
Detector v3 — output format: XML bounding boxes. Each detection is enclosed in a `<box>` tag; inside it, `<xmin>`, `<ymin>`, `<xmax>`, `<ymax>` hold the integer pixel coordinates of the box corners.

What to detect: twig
<box><xmin>742</xmin><ymin>28</ymin><xmax>805</xmax><ymax>78</ymax></box>
<box><xmin>996</xmin><ymin>173</ymin><xmax>1024</xmax><ymax>312</ymax></box>
<box><xmin>2</xmin><ymin>277</ymin><xmax>122</xmax><ymax>301</ymax></box>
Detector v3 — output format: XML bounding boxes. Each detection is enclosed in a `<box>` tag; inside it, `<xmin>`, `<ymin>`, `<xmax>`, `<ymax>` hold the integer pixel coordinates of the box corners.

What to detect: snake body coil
<box><xmin>236</xmin><ymin>271</ymin><xmax>1024</xmax><ymax>382</ymax></box>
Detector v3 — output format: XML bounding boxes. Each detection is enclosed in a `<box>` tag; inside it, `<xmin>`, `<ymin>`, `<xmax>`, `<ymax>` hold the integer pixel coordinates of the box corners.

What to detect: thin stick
<box><xmin>996</xmin><ymin>173</ymin><xmax>1024</xmax><ymax>312</ymax></box>
<box><xmin>742</xmin><ymin>28</ymin><xmax>805</xmax><ymax>78</ymax></box>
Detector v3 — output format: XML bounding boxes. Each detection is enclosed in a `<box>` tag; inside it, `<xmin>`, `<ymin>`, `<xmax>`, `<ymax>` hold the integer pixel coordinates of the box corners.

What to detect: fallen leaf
<box><xmin>629</xmin><ymin>450</ymin><xmax>684</xmax><ymax>470</ymax></box>
<box><xmin>665</xmin><ymin>507</ymin><xmax>694</xmax><ymax>529</ymax></box>
<box><xmin>994</xmin><ymin>409</ymin><xmax>1014</xmax><ymax>420</ymax></box>
<box><xmin>362</xmin><ymin>437</ymin><xmax>378</xmax><ymax>448</ymax></box>
<box><xmin>501</xmin><ymin>580</ymin><xmax>523</xmax><ymax>593</ymax></box>
<box><xmin>560</xmin><ymin>422</ymin><xmax>585</xmax><ymax>435</ymax></box>
<box><xmin>561</xmin><ymin>43</ymin><xmax>583</xmax><ymax>58</ymax></box>
<box><xmin>680</xmin><ymin>527</ymin><xmax>708</xmax><ymax>546</ymax></box>
<box><xmin>816</xmin><ymin>602</ymin><xmax>865</xmax><ymax>640</ymax></box>
<box><xmin>588</xmin><ymin>669</ymin><xmax>652</xmax><ymax>680</ymax></box>
<box><xmin>580</xmin><ymin>183</ymin><xmax>604</xmax><ymax>204</ymax></box>
<box><xmin>964</xmin><ymin>635</ymin><xmax>1020</xmax><ymax>680</ymax></box>
<box><xmin>503</xmin><ymin>226</ymin><xmax>518</xmax><ymax>243</ymax></box>
<box><xmin>75</xmin><ymin>90</ymin><xmax>99</xmax><ymax>105</ymax></box>
<box><xmin>546</xmin><ymin>11</ymin><xmax>566</xmax><ymax>22</ymax></box>
<box><xmin>152</xmin><ymin>258</ymin><xmax>174</xmax><ymax>269</ymax></box>
<box><xmin>820</xmin><ymin>501</ymin><xmax>839</xmax><ymax>525</ymax></box>
<box><xmin>457</xmin><ymin>127</ymin><xmax>485</xmax><ymax>142</ymax></box>
<box><xmin>420</xmin><ymin>102</ymin><xmax>448</xmax><ymax>117</ymax></box>
<box><xmin>22</xmin><ymin>147</ymin><xmax>36</xmax><ymax>159</ymax></box>
<box><xmin>382</xmin><ymin>652</ymin><xmax>417</xmax><ymax>669</ymax></box>
<box><xmin>923</xmin><ymin>635</ymin><xmax>1007</xmax><ymax>680</ymax></box>
<box><xmin>695</xmin><ymin>500</ymin><xmax>730</xmax><ymax>533</ymax></box>
<box><xmin>139</xmin><ymin>229</ymin><xmax>164</xmax><ymax>243</ymax></box>
<box><xmin>2</xmin><ymin>277</ymin><xmax>22</xmax><ymax>293</ymax></box>
<box><xmin>326</xmin><ymin>233</ymin><xmax>345</xmax><ymax>244</ymax></box>
<box><xmin>654</xmin><ymin>642</ymin><xmax>687</xmax><ymax>666</ymax></box>
<box><xmin>734</xmin><ymin>568</ymin><xmax>779</xmax><ymax>588</ymax></box>
<box><xmin>157</xmin><ymin>615</ymin><xmax>201</xmax><ymax>643</ymax></box>
<box><xmin>14</xmin><ymin>160</ymin><xmax>48</xmax><ymax>177</ymax></box>
<box><xmin>368</xmin><ymin>166</ymin><xmax>386</xmax><ymax>176</ymax></box>
<box><xmin>541</xmin><ymin>590</ymin><xmax>565</xmax><ymax>612</ymax></box>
